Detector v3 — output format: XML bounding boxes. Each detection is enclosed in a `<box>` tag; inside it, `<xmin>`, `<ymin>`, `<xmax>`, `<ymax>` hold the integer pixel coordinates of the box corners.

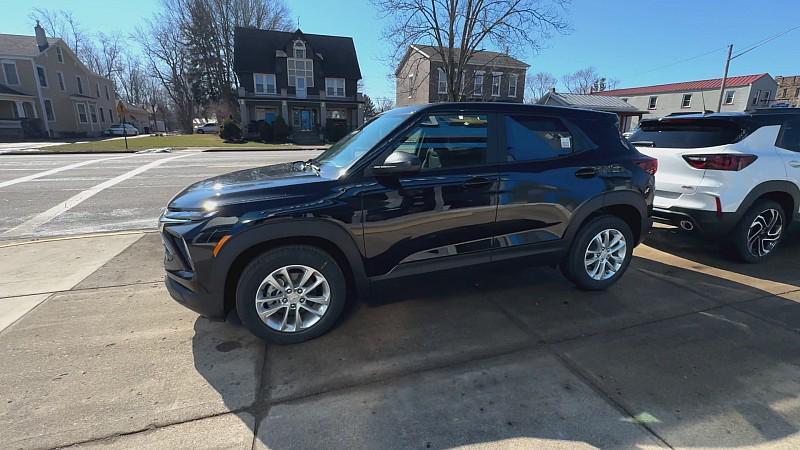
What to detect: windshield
<box><xmin>315</xmin><ymin>111</ymin><xmax>412</xmax><ymax>173</ymax></box>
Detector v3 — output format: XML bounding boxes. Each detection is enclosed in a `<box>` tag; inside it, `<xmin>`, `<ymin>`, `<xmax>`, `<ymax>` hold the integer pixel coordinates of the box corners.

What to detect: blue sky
<box><xmin>3</xmin><ymin>0</ymin><xmax>798</xmax><ymax>100</ymax></box>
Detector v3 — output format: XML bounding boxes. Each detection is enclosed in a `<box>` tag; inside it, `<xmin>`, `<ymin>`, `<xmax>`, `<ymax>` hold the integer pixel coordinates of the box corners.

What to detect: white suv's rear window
<box><xmin>630</xmin><ymin>119</ymin><xmax>745</xmax><ymax>149</ymax></box>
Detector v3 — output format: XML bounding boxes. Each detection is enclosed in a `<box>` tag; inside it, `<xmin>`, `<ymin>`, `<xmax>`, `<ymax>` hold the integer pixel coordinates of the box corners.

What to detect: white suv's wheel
<box><xmin>731</xmin><ymin>199</ymin><xmax>785</xmax><ymax>263</ymax></box>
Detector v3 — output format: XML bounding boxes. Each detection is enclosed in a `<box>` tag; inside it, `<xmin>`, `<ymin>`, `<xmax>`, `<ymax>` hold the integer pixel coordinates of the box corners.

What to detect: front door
<box><xmin>361</xmin><ymin>111</ymin><xmax>501</xmax><ymax>277</ymax></box>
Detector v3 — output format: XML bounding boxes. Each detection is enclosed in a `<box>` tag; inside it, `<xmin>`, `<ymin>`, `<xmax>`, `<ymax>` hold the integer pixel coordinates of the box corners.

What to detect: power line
<box><xmin>732</xmin><ymin>24</ymin><xmax>800</xmax><ymax>60</ymax></box>
<box><xmin>624</xmin><ymin>46</ymin><xmax>728</xmax><ymax>80</ymax></box>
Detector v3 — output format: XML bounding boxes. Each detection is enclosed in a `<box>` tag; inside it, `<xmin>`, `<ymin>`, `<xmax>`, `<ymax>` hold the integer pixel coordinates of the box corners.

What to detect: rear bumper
<box><xmin>652</xmin><ymin>207</ymin><xmax>740</xmax><ymax>236</ymax></box>
<box><xmin>165</xmin><ymin>273</ymin><xmax>225</xmax><ymax>320</ymax></box>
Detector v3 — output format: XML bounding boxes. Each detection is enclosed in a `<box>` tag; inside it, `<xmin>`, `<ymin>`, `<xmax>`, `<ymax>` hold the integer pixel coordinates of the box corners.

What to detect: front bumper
<box><xmin>165</xmin><ymin>273</ymin><xmax>225</xmax><ymax>319</ymax></box>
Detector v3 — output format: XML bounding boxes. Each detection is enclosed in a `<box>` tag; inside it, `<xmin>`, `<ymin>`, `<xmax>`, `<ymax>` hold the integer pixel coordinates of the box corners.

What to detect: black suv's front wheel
<box><xmin>236</xmin><ymin>245</ymin><xmax>347</xmax><ymax>344</ymax></box>
<box><xmin>561</xmin><ymin>215</ymin><xmax>634</xmax><ymax>290</ymax></box>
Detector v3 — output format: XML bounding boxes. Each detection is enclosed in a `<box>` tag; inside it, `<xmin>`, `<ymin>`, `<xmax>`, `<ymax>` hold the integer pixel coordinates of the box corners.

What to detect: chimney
<box><xmin>35</xmin><ymin>21</ymin><xmax>48</xmax><ymax>51</ymax></box>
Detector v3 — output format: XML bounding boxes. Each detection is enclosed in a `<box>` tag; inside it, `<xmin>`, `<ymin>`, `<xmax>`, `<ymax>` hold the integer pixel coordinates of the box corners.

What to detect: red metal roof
<box><xmin>595</xmin><ymin>73</ymin><xmax>769</xmax><ymax>97</ymax></box>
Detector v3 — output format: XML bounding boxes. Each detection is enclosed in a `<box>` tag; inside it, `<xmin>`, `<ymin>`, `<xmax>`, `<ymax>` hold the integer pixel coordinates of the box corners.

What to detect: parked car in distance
<box><xmin>630</xmin><ymin>109</ymin><xmax>800</xmax><ymax>262</ymax></box>
<box><xmin>194</xmin><ymin>122</ymin><xmax>218</xmax><ymax>134</ymax></box>
<box><xmin>161</xmin><ymin>103</ymin><xmax>656</xmax><ymax>343</ymax></box>
<box><xmin>104</xmin><ymin>123</ymin><xmax>139</xmax><ymax>136</ymax></box>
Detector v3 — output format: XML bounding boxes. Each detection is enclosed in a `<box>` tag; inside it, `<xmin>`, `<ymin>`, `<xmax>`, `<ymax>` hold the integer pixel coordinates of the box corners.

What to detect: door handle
<box><xmin>575</xmin><ymin>167</ymin><xmax>599</xmax><ymax>178</ymax></box>
<box><xmin>463</xmin><ymin>177</ymin><xmax>493</xmax><ymax>188</ymax></box>
<box><xmin>789</xmin><ymin>161</ymin><xmax>800</xmax><ymax>168</ymax></box>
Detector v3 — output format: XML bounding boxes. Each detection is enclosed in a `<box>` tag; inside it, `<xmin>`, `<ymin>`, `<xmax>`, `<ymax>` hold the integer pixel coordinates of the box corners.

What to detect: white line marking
<box><xmin>2</xmin><ymin>153</ymin><xmax>193</xmax><ymax>237</ymax></box>
<box><xmin>0</xmin><ymin>155</ymin><xmax>135</xmax><ymax>189</ymax></box>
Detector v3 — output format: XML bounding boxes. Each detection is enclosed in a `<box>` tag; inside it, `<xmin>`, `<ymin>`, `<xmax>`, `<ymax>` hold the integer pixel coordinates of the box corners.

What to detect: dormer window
<box><xmin>293</xmin><ymin>41</ymin><xmax>306</xmax><ymax>59</ymax></box>
<box><xmin>288</xmin><ymin>40</ymin><xmax>313</xmax><ymax>88</ymax></box>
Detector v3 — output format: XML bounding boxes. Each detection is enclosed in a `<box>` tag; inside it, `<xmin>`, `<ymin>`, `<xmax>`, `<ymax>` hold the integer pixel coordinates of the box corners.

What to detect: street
<box><xmin>0</xmin><ymin>150</ymin><xmax>321</xmax><ymax>241</ymax></box>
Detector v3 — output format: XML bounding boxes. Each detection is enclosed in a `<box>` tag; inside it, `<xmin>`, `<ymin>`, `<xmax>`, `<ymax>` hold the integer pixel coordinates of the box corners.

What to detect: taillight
<box><xmin>682</xmin><ymin>154</ymin><xmax>757</xmax><ymax>171</ymax></box>
<box><xmin>635</xmin><ymin>157</ymin><xmax>658</xmax><ymax>175</ymax></box>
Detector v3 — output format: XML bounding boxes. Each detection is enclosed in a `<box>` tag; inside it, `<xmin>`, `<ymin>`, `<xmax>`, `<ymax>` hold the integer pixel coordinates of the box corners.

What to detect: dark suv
<box><xmin>161</xmin><ymin>103</ymin><xmax>656</xmax><ymax>343</ymax></box>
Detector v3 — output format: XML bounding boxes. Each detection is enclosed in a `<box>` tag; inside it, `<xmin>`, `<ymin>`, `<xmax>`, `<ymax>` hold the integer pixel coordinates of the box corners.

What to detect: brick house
<box><xmin>395</xmin><ymin>45</ymin><xmax>528</xmax><ymax>106</ymax></box>
<box><xmin>234</xmin><ymin>27</ymin><xmax>365</xmax><ymax>144</ymax></box>
<box><xmin>774</xmin><ymin>75</ymin><xmax>800</xmax><ymax>107</ymax></box>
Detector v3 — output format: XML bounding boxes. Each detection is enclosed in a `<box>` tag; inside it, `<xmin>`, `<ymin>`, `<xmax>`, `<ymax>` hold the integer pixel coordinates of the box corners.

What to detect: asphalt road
<box><xmin>0</xmin><ymin>150</ymin><xmax>321</xmax><ymax>241</ymax></box>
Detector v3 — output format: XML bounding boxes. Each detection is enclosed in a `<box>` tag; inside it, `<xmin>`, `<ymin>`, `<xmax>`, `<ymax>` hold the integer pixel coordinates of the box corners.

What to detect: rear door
<box><xmin>360</xmin><ymin>111</ymin><xmax>501</xmax><ymax>277</ymax></box>
<box><xmin>775</xmin><ymin>117</ymin><xmax>800</xmax><ymax>215</ymax></box>
<box><xmin>494</xmin><ymin>113</ymin><xmax>616</xmax><ymax>253</ymax></box>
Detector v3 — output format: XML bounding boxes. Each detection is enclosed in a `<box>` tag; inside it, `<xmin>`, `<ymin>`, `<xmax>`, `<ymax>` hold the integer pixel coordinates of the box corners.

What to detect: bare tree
<box><xmin>82</xmin><ymin>32</ymin><xmax>124</xmax><ymax>80</ymax></box>
<box><xmin>561</xmin><ymin>66</ymin><xmax>619</xmax><ymax>94</ymax></box>
<box><xmin>526</xmin><ymin>71</ymin><xmax>557</xmax><ymax>102</ymax></box>
<box><xmin>135</xmin><ymin>9</ymin><xmax>197</xmax><ymax>133</ymax></box>
<box><xmin>374</xmin><ymin>0</ymin><xmax>569</xmax><ymax>102</ymax></box>
<box><xmin>374</xmin><ymin>97</ymin><xmax>395</xmax><ymax>113</ymax></box>
<box><xmin>29</xmin><ymin>8</ymin><xmax>86</xmax><ymax>59</ymax></box>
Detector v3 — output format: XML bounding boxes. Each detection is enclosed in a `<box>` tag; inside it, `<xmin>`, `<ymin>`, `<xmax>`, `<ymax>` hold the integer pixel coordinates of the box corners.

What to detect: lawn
<box><xmin>43</xmin><ymin>134</ymin><xmax>325</xmax><ymax>152</ymax></box>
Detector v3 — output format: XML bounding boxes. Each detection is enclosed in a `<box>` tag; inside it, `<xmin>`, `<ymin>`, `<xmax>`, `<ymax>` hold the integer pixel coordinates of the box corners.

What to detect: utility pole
<box><xmin>716</xmin><ymin>44</ymin><xmax>733</xmax><ymax>112</ymax></box>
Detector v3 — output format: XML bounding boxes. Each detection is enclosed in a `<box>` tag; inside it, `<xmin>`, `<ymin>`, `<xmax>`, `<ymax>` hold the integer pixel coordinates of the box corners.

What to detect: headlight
<box><xmin>159</xmin><ymin>208</ymin><xmax>217</xmax><ymax>224</ymax></box>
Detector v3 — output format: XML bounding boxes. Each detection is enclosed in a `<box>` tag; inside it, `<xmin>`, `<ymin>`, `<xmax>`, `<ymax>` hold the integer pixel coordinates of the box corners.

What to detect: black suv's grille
<box><xmin>161</xmin><ymin>230</ymin><xmax>192</xmax><ymax>274</ymax></box>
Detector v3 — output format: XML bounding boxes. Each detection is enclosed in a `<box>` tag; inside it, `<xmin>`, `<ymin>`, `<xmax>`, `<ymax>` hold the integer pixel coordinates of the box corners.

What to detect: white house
<box><xmin>595</xmin><ymin>73</ymin><xmax>778</xmax><ymax>131</ymax></box>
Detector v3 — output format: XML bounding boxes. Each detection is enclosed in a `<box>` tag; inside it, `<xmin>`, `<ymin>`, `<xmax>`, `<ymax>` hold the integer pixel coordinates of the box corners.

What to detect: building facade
<box><xmin>774</xmin><ymin>75</ymin><xmax>800</xmax><ymax>107</ymax></box>
<box><xmin>595</xmin><ymin>74</ymin><xmax>778</xmax><ymax>130</ymax></box>
<box><xmin>234</xmin><ymin>27</ymin><xmax>365</xmax><ymax>144</ymax></box>
<box><xmin>395</xmin><ymin>45</ymin><xmax>528</xmax><ymax>107</ymax></box>
<box><xmin>0</xmin><ymin>23</ymin><xmax>117</xmax><ymax>139</ymax></box>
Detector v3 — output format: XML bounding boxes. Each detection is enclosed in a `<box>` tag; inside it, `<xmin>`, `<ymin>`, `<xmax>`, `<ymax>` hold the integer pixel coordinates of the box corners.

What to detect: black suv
<box><xmin>161</xmin><ymin>103</ymin><xmax>656</xmax><ymax>343</ymax></box>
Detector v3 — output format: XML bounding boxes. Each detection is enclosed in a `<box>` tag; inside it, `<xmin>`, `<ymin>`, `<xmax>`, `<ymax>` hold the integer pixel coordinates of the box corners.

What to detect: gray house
<box><xmin>395</xmin><ymin>45</ymin><xmax>529</xmax><ymax>106</ymax></box>
<box><xmin>538</xmin><ymin>90</ymin><xmax>647</xmax><ymax>132</ymax></box>
<box><xmin>234</xmin><ymin>27</ymin><xmax>365</xmax><ymax>144</ymax></box>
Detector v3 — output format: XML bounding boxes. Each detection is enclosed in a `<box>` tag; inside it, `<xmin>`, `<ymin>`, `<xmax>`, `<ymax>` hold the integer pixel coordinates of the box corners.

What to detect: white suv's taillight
<box><xmin>682</xmin><ymin>154</ymin><xmax>757</xmax><ymax>171</ymax></box>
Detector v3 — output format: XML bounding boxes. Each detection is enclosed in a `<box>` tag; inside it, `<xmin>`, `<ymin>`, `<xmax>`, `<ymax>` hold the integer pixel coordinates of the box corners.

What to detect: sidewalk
<box><xmin>1</xmin><ymin>230</ymin><xmax>799</xmax><ymax>448</ymax></box>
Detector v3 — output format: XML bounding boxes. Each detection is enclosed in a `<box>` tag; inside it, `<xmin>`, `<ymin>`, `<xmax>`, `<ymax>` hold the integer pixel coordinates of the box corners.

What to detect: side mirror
<box><xmin>370</xmin><ymin>151</ymin><xmax>421</xmax><ymax>175</ymax></box>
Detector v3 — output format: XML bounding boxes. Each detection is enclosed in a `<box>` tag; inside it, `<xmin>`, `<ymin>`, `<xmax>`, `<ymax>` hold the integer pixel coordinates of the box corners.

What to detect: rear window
<box><xmin>629</xmin><ymin>119</ymin><xmax>745</xmax><ymax>149</ymax></box>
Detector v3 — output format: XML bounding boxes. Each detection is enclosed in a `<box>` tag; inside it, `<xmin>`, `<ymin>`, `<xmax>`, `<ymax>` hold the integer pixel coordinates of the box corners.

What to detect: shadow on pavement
<box><xmin>190</xmin><ymin>235</ymin><xmax>800</xmax><ymax>449</ymax></box>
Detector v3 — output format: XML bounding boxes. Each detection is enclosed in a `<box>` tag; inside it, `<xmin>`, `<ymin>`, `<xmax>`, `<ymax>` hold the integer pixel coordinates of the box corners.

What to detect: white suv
<box><xmin>630</xmin><ymin>109</ymin><xmax>800</xmax><ymax>262</ymax></box>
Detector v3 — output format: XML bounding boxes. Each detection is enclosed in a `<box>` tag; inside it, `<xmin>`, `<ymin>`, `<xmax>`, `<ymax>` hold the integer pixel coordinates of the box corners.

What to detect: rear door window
<box><xmin>503</xmin><ymin>115</ymin><xmax>593</xmax><ymax>162</ymax></box>
<box><xmin>629</xmin><ymin>119</ymin><xmax>745</xmax><ymax>149</ymax></box>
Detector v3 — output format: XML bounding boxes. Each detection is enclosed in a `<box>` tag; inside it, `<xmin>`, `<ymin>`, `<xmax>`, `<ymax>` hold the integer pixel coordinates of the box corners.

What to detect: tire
<box><xmin>235</xmin><ymin>245</ymin><xmax>347</xmax><ymax>344</ymax></box>
<box><xmin>196</xmin><ymin>129</ymin><xmax>204</xmax><ymax>134</ymax></box>
<box><xmin>560</xmin><ymin>215</ymin><xmax>635</xmax><ymax>291</ymax></box>
<box><xmin>729</xmin><ymin>199</ymin><xmax>785</xmax><ymax>263</ymax></box>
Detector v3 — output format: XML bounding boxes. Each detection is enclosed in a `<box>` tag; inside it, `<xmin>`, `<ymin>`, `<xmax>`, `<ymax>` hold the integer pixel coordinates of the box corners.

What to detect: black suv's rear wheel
<box><xmin>561</xmin><ymin>215</ymin><xmax>634</xmax><ymax>290</ymax></box>
<box><xmin>730</xmin><ymin>199</ymin><xmax>785</xmax><ymax>263</ymax></box>
<box><xmin>235</xmin><ymin>245</ymin><xmax>346</xmax><ymax>344</ymax></box>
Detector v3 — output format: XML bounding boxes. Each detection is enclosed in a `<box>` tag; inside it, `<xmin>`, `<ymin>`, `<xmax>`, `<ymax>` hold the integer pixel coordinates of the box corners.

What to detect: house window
<box><xmin>293</xmin><ymin>40</ymin><xmax>306</xmax><ymax>59</ymax></box>
<box><xmin>254</xmin><ymin>73</ymin><xmax>276</xmax><ymax>94</ymax></box>
<box><xmin>95</xmin><ymin>82</ymin><xmax>100</xmax><ymax>98</ymax></box>
<box><xmin>783</xmin><ymin>88</ymin><xmax>789</xmax><ymax>98</ymax></box>
<box><xmin>752</xmin><ymin>90</ymin><xmax>760</xmax><ymax>105</ymax></box>
<box><xmin>76</xmin><ymin>103</ymin><xmax>88</xmax><ymax>123</ymax></box>
<box><xmin>44</xmin><ymin>99</ymin><xmax>55</xmax><ymax>121</ymax></box>
<box><xmin>761</xmin><ymin>90</ymin><xmax>770</xmax><ymax>103</ymax></box>
<box><xmin>681</xmin><ymin>94</ymin><xmax>692</xmax><ymax>108</ymax></box>
<box><xmin>508</xmin><ymin>73</ymin><xmax>518</xmax><ymax>97</ymax></box>
<box><xmin>105</xmin><ymin>85</ymin><xmax>110</xmax><ymax>100</ymax></box>
<box><xmin>109</xmin><ymin>109</ymin><xmax>113</xmax><ymax>122</ymax></box>
<box><xmin>57</xmin><ymin>72</ymin><xmax>65</xmax><ymax>91</ymax></box>
<box><xmin>56</xmin><ymin>46</ymin><xmax>64</xmax><ymax>63</ymax></box>
<box><xmin>2</xmin><ymin>61</ymin><xmax>19</xmax><ymax>85</ymax></box>
<box><xmin>796</xmin><ymin>87</ymin><xmax>800</xmax><ymax>98</ymax></box>
<box><xmin>76</xmin><ymin>76</ymin><xmax>83</xmax><ymax>94</ymax></box>
<box><xmin>287</xmin><ymin>58</ymin><xmax>313</xmax><ymax>88</ymax></box>
<box><xmin>473</xmin><ymin>72</ymin><xmax>484</xmax><ymax>96</ymax></box>
<box><xmin>37</xmin><ymin>66</ymin><xmax>48</xmax><ymax>88</ymax></box>
<box><xmin>724</xmin><ymin>90</ymin><xmax>735</xmax><ymax>105</ymax></box>
<box><xmin>100</xmin><ymin>107</ymin><xmax>105</xmax><ymax>122</ymax></box>
<box><xmin>491</xmin><ymin>73</ymin><xmax>502</xmax><ymax>96</ymax></box>
<box><xmin>325</xmin><ymin>78</ymin><xmax>345</xmax><ymax>97</ymax></box>
<box><xmin>648</xmin><ymin>96</ymin><xmax>658</xmax><ymax>109</ymax></box>
<box><xmin>437</xmin><ymin>68</ymin><xmax>447</xmax><ymax>94</ymax></box>
<box><xmin>89</xmin><ymin>104</ymin><xmax>98</xmax><ymax>123</ymax></box>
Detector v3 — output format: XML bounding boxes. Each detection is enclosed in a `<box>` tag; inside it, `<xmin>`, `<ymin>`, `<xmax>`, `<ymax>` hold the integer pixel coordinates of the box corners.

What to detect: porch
<box><xmin>240</xmin><ymin>98</ymin><xmax>364</xmax><ymax>144</ymax></box>
<box><xmin>0</xmin><ymin>89</ymin><xmax>44</xmax><ymax>140</ymax></box>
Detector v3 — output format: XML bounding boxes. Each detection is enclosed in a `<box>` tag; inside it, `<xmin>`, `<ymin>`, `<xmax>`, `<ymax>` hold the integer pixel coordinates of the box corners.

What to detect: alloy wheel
<box><xmin>584</xmin><ymin>229</ymin><xmax>627</xmax><ymax>281</ymax></box>
<box><xmin>254</xmin><ymin>265</ymin><xmax>330</xmax><ymax>333</ymax></box>
<box><xmin>747</xmin><ymin>208</ymin><xmax>783</xmax><ymax>257</ymax></box>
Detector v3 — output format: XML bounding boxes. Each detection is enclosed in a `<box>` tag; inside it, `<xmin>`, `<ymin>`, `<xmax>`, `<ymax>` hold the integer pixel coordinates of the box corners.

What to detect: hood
<box><xmin>168</xmin><ymin>162</ymin><xmax>331</xmax><ymax>210</ymax></box>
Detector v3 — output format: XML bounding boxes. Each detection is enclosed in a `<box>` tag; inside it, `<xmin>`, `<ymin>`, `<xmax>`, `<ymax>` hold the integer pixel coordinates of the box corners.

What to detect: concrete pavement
<box><xmin>0</xmin><ymin>228</ymin><xmax>799</xmax><ymax>448</ymax></box>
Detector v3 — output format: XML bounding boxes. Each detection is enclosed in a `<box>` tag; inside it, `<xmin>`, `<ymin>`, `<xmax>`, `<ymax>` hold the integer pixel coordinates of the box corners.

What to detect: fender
<box><xmin>562</xmin><ymin>190</ymin><xmax>648</xmax><ymax>244</ymax></box>
<box><xmin>209</xmin><ymin>218</ymin><xmax>370</xmax><ymax>300</ymax></box>
<box><xmin>736</xmin><ymin>180</ymin><xmax>800</xmax><ymax>222</ymax></box>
